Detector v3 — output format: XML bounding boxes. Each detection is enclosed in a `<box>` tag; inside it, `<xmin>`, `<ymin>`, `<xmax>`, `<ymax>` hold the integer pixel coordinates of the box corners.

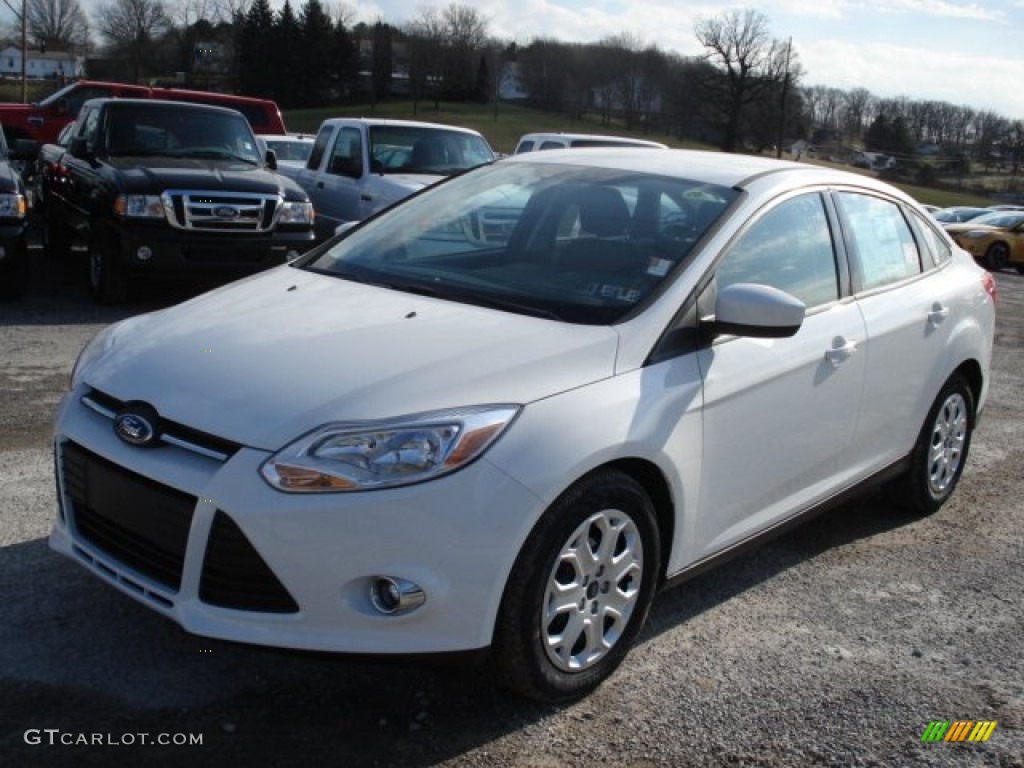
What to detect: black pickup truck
<box><xmin>0</xmin><ymin>127</ymin><xmax>31</xmax><ymax>300</ymax></box>
<box><xmin>37</xmin><ymin>98</ymin><xmax>316</xmax><ymax>303</ymax></box>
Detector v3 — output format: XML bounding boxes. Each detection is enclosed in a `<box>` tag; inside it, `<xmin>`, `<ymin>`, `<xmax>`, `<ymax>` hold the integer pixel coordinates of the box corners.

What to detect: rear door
<box><xmin>692</xmin><ymin>190</ymin><xmax>867</xmax><ymax>558</ymax></box>
<box><xmin>835</xmin><ymin>191</ymin><xmax>963</xmax><ymax>472</ymax></box>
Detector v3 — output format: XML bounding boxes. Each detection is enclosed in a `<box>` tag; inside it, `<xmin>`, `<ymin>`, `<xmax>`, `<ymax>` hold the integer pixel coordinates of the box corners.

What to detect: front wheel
<box><xmin>89</xmin><ymin>238</ymin><xmax>128</xmax><ymax>304</ymax></box>
<box><xmin>493</xmin><ymin>470</ymin><xmax>660</xmax><ymax>702</ymax></box>
<box><xmin>886</xmin><ymin>373</ymin><xmax>975</xmax><ymax>516</ymax></box>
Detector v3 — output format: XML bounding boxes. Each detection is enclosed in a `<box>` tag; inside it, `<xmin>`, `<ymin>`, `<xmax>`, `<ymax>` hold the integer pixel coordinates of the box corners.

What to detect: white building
<box><xmin>0</xmin><ymin>47</ymin><xmax>83</xmax><ymax>80</ymax></box>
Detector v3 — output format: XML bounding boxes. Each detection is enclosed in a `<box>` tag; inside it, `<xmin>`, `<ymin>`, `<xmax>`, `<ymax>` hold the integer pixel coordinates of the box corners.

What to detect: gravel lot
<box><xmin>2</xmin><ymin>249</ymin><xmax>1022</xmax><ymax>767</ymax></box>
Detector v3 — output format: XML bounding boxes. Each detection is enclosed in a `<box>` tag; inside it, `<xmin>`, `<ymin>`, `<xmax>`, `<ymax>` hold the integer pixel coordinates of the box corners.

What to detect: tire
<box><xmin>493</xmin><ymin>470</ymin><xmax>660</xmax><ymax>703</ymax></box>
<box><xmin>0</xmin><ymin>238</ymin><xmax>29</xmax><ymax>301</ymax></box>
<box><xmin>984</xmin><ymin>242</ymin><xmax>1009</xmax><ymax>271</ymax></box>
<box><xmin>886</xmin><ymin>373</ymin><xmax>975</xmax><ymax>516</ymax></box>
<box><xmin>88</xmin><ymin>237</ymin><xmax>128</xmax><ymax>304</ymax></box>
<box><xmin>42</xmin><ymin>206</ymin><xmax>70</xmax><ymax>261</ymax></box>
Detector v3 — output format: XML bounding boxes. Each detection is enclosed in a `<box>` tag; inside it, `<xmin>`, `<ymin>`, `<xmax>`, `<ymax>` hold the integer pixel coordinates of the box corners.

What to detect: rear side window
<box><xmin>539</xmin><ymin>140</ymin><xmax>567</xmax><ymax>150</ymax></box>
<box><xmin>715</xmin><ymin>192</ymin><xmax>839</xmax><ymax>309</ymax></box>
<box><xmin>908</xmin><ymin>210</ymin><xmax>952</xmax><ymax>269</ymax></box>
<box><xmin>837</xmin><ymin>192</ymin><xmax>921</xmax><ymax>290</ymax></box>
<box><xmin>515</xmin><ymin>140</ymin><xmax>535</xmax><ymax>154</ymax></box>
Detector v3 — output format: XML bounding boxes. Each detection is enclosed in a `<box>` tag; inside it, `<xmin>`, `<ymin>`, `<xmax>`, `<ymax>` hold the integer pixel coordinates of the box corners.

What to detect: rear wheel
<box><xmin>984</xmin><ymin>242</ymin><xmax>1009</xmax><ymax>271</ymax></box>
<box><xmin>42</xmin><ymin>206</ymin><xmax>70</xmax><ymax>261</ymax></box>
<box><xmin>493</xmin><ymin>470</ymin><xmax>660</xmax><ymax>702</ymax></box>
<box><xmin>89</xmin><ymin>237</ymin><xmax>128</xmax><ymax>304</ymax></box>
<box><xmin>886</xmin><ymin>373</ymin><xmax>975</xmax><ymax>516</ymax></box>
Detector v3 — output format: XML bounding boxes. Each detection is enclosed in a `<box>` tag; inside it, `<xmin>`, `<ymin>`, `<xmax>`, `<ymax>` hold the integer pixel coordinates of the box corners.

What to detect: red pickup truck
<box><xmin>0</xmin><ymin>80</ymin><xmax>287</xmax><ymax>145</ymax></box>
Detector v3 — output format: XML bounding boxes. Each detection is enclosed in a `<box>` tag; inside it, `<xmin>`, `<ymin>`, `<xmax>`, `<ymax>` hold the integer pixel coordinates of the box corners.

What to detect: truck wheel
<box><xmin>493</xmin><ymin>470</ymin><xmax>660</xmax><ymax>702</ymax></box>
<box><xmin>89</xmin><ymin>239</ymin><xmax>128</xmax><ymax>304</ymax></box>
<box><xmin>0</xmin><ymin>239</ymin><xmax>29</xmax><ymax>301</ymax></box>
<box><xmin>43</xmin><ymin>207</ymin><xmax>70</xmax><ymax>261</ymax></box>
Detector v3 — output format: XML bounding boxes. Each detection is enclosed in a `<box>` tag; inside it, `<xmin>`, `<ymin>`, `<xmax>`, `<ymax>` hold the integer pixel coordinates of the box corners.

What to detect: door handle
<box><xmin>824</xmin><ymin>338</ymin><xmax>857</xmax><ymax>367</ymax></box>
<box><xmin>927</xmin><ymin>304</ymin><xmax>949</xmax><ymax>325</ymax></box>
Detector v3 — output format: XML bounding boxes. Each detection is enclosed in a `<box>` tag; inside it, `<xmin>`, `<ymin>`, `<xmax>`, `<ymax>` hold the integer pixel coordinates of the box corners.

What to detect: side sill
<box><xmin>660</xmin><ymin>455</ymin><xmax>911</xmax><ymax>593</ymax></box>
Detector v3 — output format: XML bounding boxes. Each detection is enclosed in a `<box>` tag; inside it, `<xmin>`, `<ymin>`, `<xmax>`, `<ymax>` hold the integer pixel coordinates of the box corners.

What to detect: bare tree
<box><xmin>94</xmin><ymin>0</ymin><xmax>171</xmax><ymax>82</ymax></box>
<box><xmin>842</xmin><ymin>87</ymin><xmax>874</xmax><ymax>143</ymax></box>
<box><xmin>694</xmin><ymin>9</ymin><xmax>789</xmax><ymax>152</ymax></box>
<box><xmin>27</xmin><ymin>0</ymin><xmax>90</xmax><ymax>53</ymax></box>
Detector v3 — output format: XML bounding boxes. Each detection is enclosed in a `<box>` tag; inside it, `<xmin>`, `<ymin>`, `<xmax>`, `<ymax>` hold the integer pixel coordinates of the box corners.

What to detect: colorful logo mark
<box><xmin>921</xmin><ymin>720</ymin><xmax>997</xmax><ymax>743</ymax></box>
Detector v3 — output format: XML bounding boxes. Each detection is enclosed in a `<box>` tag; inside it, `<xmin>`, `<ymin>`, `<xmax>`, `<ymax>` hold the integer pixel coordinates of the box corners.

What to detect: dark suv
<box><xmin>0</xmin><ymin>127</ymin><xmax>31</xmax><ymax>300</ymax></box>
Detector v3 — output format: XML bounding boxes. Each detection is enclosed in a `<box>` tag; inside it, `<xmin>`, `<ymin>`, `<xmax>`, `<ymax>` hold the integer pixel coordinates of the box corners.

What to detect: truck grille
<box><xmin>161</xmin><ymin>190</ymin><xmax>279</xmax><ymax>233</ymax></box>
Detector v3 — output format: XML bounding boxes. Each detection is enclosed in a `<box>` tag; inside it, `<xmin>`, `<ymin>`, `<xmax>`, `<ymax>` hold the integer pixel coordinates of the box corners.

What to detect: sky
<box><xmin>347</xmin><ymin>0</ymin><xmax>1024</xmax><ymax>120</ymax></box>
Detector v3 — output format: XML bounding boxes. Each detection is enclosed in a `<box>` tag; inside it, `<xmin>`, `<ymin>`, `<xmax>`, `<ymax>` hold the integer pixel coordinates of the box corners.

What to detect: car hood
<box><xmin>944</xmin><ymin>222</ymin><xmax>1000</xmax><ymax>235</ymax></box>
<box><xmin>86</xmin><ymin>267</ymin><xmax>620</xmax><ymax>450</ymax></box>
<box><xmin>107</xmin><ymin>159</ymin><xmax>308</xmax><ymax>199</ymax></box>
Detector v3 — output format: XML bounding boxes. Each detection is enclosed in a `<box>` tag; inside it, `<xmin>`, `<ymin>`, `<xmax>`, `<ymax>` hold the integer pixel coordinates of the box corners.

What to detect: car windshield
<box><xmin>265</xmin><ymin>138</ymin><xmax>312</xmax><ymax>162</ymax></box>
<box><xmin>105</xmin><ymin>106</ymin><xmax>262</xmax><ymax>164</ymax></box>
<box><xmin>300</xmin><ymin>161</ymin><xmax>737</xmax><ymax>324</ymax></box>
<box><xmin>968</xmin><ymin>211</ymin><xmax>1024</xmax><ymax>228</ymax></box>
<box><xmin>369</xmin><ymin>126</ymin><xmax>493</xmax><ymax>174</ymax></box>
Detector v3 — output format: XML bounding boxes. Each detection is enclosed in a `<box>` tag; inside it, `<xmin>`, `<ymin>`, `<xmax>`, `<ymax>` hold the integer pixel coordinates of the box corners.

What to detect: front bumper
<box><xmin>113</xmin><ymin>224</ymin><xmax>316</xmax><ymax>277</ymax></box>
<box><xmin>50</xmin><ymin>386</ymin><xmax>543</xmax><ymax>654</ymax></box>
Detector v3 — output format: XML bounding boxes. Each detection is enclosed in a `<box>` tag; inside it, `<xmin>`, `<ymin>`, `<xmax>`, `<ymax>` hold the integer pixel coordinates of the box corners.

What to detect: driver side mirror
<box><xmin>708</xmin><ymin>283</ymin><xmax>805</xmax><ymax>339</ymax></box>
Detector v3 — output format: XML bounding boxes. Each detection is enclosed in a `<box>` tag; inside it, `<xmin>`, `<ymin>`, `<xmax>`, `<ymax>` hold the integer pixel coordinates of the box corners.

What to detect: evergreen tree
<box><xmin>239</xmin><ymin>0</ymin><xmax>275</xmax><ymax>97</ymax></box>
<box><xmin>297</xmin><ymin>0</ymin><xmax>335</xmax><ymax>106</ymax></box>
<box><xmin>275</xmin><ymin>1</ymin><xmax>302</xmax><ymax>107</ymax></box>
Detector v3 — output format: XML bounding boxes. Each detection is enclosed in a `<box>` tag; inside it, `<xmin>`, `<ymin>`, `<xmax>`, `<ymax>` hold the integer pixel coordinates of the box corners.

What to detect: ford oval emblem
<box><xmin>114</xmin><ymin>410</ymin><xmax>158</xmax><ymax>447</ymax></box>
<box><xmin>213</xmin><ymin>205</ymin><xmax>240</xmax><ymax>219</ymax></box>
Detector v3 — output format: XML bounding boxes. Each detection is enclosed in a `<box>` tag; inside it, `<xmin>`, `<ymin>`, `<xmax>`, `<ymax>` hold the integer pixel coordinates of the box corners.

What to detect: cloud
<box><xmin>800</xmin><ymin>37</ymin><xmax>1024</xmax><ymax>116</ymax></box>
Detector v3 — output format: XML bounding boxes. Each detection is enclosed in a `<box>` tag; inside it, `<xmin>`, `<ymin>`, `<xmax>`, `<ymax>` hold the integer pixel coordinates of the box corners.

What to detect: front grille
<box><xmin>82</xmin><ymin>388</ymin><xmax>241</xmax><ymax>462</ymax></box>
<box><xmin>61</xmin><ymin>441</ymin><xmax>195</xmax><ymax>591</ymax></box>
<box><xmin>162</xmin><ymin>190</ymin><xmax>280</xmax><ymax>233</ymax></box>
<box><xmin>200</xmin><ymin>511</ymin><xmax>299</xmax><ymax>613</ymax></box>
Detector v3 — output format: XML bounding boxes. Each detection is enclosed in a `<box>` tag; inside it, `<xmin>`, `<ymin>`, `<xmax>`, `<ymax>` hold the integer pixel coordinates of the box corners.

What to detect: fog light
<box><xmin>370</xmin><ymin>576</ymin><xmax>425</xmax><ymax>615</ymax></box>
<box><xmin>136</xmin><ymin>245</ymin><xmax>152</xmax><ymax>261</ymax></box>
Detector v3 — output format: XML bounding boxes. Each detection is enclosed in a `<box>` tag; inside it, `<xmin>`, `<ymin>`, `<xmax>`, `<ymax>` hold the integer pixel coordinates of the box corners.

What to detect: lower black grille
<box><xmin>61</xmin><ymin>441</ymin><xmax>195</xmax><ymax>591</ymax></box>
<box><xmin>200</xmin><ymin>511</ymin><xmax>298</xmax><ymax>613</ymax></box>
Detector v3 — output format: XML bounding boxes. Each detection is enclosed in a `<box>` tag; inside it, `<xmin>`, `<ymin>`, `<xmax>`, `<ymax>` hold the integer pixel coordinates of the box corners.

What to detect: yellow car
<box><xmin>946</xmin><ymin>211</ymin><xmax>1024</xmax><ymax>272</ymax></box>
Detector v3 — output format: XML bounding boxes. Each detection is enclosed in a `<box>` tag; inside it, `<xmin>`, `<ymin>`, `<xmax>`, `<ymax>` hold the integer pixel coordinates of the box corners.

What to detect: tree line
<box><xmin>8</xmin><ymin>1</ymin><xmax>1023</xmax><ymax>166</ymax></box>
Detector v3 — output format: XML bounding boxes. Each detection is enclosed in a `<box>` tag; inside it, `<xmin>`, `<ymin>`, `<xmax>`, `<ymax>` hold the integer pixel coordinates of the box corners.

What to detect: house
<box><xmin>0</xmin><ymin>46</ymin><xmax>83</xmax><ymax>80</ymax></box>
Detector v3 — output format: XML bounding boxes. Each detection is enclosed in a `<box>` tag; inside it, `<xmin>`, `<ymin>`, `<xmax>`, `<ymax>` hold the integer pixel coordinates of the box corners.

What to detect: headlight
<box><xmin>69</xmin><ymin>322</ymin><xmax>120</xmax><ymax>390</ymax></box>
<box><xmin>0</xmin><ymin>193</ymin><xmax>27</xmax><ymax>219</ymax></box>
<box><xmin>114</xmin><ymin>194</ymin><xmax>164</xmax><ymax>218</ymax></box>
<box><xmin>278</xmin><ymin>200</ymin><xmax>314</xmax><ymax>225</ymax></box>
<box><xmin>261</xmin><ymin>405</ymin><xmax>520</xmax><ymax>492</ymax></box>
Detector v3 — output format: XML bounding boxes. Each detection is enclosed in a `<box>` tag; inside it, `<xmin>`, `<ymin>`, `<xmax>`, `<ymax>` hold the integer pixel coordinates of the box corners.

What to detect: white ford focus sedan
<box><xmin>51</xmin><ymin>149</ymin><xmax>996</xmax><ymax>702</ymax></box>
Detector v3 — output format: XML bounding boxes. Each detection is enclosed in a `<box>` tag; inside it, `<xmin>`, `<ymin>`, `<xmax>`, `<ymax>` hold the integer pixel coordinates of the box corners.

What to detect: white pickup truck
<box><xmin>279</xmin><ymin>117</ymin><xmax>496</xmax><ymax>241</ymax></box>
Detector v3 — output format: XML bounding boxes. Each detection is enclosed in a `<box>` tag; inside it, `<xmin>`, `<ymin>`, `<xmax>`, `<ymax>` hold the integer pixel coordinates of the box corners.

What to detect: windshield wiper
<box><xmin>382</xmin><ymin>280</ymin><xmax>562</xmax><ymax>320</ymax></box>
<box><xmin>188</xmin><ymin>149</ymin><xmax>259</xmax><ymax>164</ymax></box>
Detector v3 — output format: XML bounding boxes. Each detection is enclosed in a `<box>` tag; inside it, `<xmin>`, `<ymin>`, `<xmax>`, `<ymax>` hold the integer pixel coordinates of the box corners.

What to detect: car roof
<box><xmin>83</xmin><ymin>97</ymin><xmax>244</xmax><ymax>117</ymax></box>
<box><xmin>317</xmin><ymin>117</ymin><xmax>485</xmax><ymax>137</ymax></box>
<box><xmin>500</xmin><ymin>147</ymin><xmax>907</xmax><ymax>196</ymax></box>
<box><xmin>518</xmin><ymin>132</ymin><xmax>667</xmax><ymax>148</ymax></box>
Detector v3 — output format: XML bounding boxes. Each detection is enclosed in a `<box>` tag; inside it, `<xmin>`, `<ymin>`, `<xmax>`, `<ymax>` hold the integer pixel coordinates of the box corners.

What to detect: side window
<box><xmin>837</xmin><ymin>192</ymin><xmax>922</xmax><ymax>290</ymax></box>
<box><xmin>328</xmin><ymin>126</ymin><xmax>363</xmax><ymax>178</ymax></box>
<box><xmin>539</xmin><ymin>140</ymin><xmax>566</xmax><ymax>150</ymax></box>
<box><xmin>78</xmin><ymin>107</ymin><xmax>100</xmax><ymax>148</ymax></box>
<box><xmin>306</xmin><ymin>127</ymin><xmax>332</xmax><ymax>170</ymax></box>
<box><xmin>64</xmin><ymin>87</ymin><xmax>112</xmax><ymax>118</ymax></box>
<box><xmin>908</xmin><ymin>210</ymin><xmax>952</xmax><ymax>269</ymax></box>
<box><xmin>715</xmin><ymin>192</ymin><xmax>838</xmax><ymax>308</ymax></box>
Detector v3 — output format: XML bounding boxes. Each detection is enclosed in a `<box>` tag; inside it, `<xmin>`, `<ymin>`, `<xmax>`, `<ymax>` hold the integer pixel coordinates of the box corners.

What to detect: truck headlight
<box><xmin>278</xmin><ymin>200</ymin><xmax>314</xmax><ymax>225</ymax></box>
<box><xmin>114</xmin><ymin>194</ymin><xmax>164</xmax><ymax>218</ymax></box>
<box><xmin>261</xmin><ymin>405</ymin><xmax>520</xmax><ymax>492</ymax></box>
<box><xmin>0</xmin><ymin>193</ymin><xmax>27</xmax><ymax>218</ymax></box>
